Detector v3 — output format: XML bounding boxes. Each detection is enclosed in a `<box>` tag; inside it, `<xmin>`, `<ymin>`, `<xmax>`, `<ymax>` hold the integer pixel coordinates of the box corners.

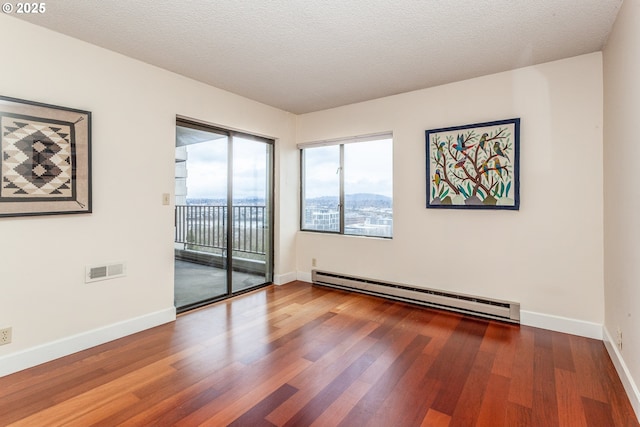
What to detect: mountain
<box><xmin>346</xmin><ymin>193</ymin><xmax>391</xmax><ymax>203</ymax></box>
<box><xmin>306</xmin><ymin>193</ymin><xmax>392</xmax><ymax>208</ymax></box>
<box><xmin>186</xmin><ymin>197</ymin><xmax>266</xmax><ymax>206</ymax></box>
<box><xmin>187</xmin><ymin>193</ymin><xmax>393</xmax><ymax>208</ymax></box>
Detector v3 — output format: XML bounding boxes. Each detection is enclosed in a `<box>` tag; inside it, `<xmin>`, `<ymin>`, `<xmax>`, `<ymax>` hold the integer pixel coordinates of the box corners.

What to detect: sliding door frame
<box><xmin>176</xmin><ymin>117</ymin><xmax>275</xmax><ymax>311</ymax></box>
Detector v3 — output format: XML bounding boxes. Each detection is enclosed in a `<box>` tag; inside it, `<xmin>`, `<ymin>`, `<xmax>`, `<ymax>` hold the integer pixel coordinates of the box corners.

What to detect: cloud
<box><xmin>303</xmin><ymin>139</ymin><xmax>393</xmax><ymax>198</ymax></box>
<box><xmin>184</xmin><ymin>137</ymin><xmax>269</xmax><ymax>200</ymax></box>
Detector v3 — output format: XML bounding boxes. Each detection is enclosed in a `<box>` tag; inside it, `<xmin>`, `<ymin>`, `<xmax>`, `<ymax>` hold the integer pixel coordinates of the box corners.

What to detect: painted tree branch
<box><xmin>432</xmin><ymin>141</ymin><xmax>460</xmax><ymax>195</ymax></box>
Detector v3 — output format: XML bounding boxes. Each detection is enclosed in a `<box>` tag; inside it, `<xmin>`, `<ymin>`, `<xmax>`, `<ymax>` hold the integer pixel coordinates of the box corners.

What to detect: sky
<box><xmin>183</xmin><ymin>136</ymin><xmax>268</xmax><ymax>200</ymax></box>
<box><xmin>304</xmin><ymin>138</ymin><xmax>393</xmax><ymax>199</ymax></box>
<box><xmin>182</xmin><ymin>135</ymin><xmax>392</xmax><ymax>201</ymax></box>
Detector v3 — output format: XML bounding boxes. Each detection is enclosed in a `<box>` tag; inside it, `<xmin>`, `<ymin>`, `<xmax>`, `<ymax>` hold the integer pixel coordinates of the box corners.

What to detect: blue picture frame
<box><xmin>426</xmin><ymin>118</ymin><xmax>520</xmax><ymax>210</ymax></box>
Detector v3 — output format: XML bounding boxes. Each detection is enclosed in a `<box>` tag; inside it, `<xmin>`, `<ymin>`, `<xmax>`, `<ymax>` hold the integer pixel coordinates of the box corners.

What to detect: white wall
<box><xmin>0</xmin><ymin>15</ymin><xmax>297</xmax><ymax>375</ymax></box>
<box><xmin>603</xmin><ymin>0</ymin><xmax>640</xmax><ymax>416</ymax></box>
<box><xmin>0</xmin><ymin>12</ymin><xmax>613</xmax><ymax>382</ymax></box>
<box><xmin>297</xmin><ymin>53</ymin><xmax>604</xmax><ymax>331</ymax></box>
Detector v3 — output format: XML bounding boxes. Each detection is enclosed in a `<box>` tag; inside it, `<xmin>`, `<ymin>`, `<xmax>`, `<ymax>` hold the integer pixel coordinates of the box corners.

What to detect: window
<box><xmin>300</xmin><ymin>133</ymin><xmax>393</xmax><ymax>238</ymax></box>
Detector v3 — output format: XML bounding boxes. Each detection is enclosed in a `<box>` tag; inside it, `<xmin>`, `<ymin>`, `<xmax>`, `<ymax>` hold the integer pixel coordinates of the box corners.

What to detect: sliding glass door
<box><xmin>231</xmin><ymin>135</ymin><xmax>273</xmax><ymax>293</ymax></box>
<box><xmin>174</xmin><ymin>119</ymin><xmax>273</xmax><ymax>312</ymax></box>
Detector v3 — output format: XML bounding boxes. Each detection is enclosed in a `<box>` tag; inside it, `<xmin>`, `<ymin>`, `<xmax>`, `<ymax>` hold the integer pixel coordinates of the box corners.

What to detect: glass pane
<box><xmin>231</xmin><ymin>136</ymin><xmax>272</xmax><ymax>293</ymax></box>
<box><xmin>174</xmin><ymin>125</ymin><xmax>229</xmax><ymax>310</ymax></box>
<box><xmin>344</xmin><ymin>138</ymin><xmax>393</xmax><ymax>237</ymax></box>
<box><xmin>302</xmin><ymin>145</ymin><xmax>340</xmax><ymax>232</ymax></box>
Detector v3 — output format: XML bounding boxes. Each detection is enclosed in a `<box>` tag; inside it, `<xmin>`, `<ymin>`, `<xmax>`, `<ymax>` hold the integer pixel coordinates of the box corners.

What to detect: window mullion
<box><xmin>339</xmin><ymin>144</ymin><xmax>345</xmax><ymax>234</ymax></box>
<box><xmin>299</xmin><ymin>149</ymin><xmax>305</xmax><ymax>231</ymax></box>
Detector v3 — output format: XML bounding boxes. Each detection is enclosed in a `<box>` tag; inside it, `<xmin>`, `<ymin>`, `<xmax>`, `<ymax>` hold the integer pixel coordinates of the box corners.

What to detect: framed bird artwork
<box><xmin>425</xmin><ymin>118</ymin><xmax>520</xmax><ymax>210</ymax></box>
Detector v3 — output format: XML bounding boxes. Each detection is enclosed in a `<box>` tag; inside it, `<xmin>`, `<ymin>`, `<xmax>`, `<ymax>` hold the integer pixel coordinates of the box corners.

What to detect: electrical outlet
<box><xmin>0</xmin><ymin>327</ymin><xmax>12</xmax><ymax>345</ymax></box>
<box><xmin>616</xmin><ymin>327</ymin><xmax>623</xmax><ymax>351</ymax></box>
<box><xmin>312</xmin><ymin>258</ymin><xmax>317</xmax><ymax>267</ymax></box>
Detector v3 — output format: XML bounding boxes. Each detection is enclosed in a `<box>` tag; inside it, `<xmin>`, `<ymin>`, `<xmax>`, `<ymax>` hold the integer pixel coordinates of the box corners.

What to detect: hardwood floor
<box><xmin>0</xmin><ymin>281</ymin><xmax>637</xmax><ymax>426</ymax></box>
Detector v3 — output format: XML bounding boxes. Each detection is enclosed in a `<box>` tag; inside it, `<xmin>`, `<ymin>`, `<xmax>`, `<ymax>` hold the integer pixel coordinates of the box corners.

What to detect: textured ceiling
<box><xmin>13</xmin><ymin>0</ymin><xmax>622</xmax><ymax>114</ymax></box>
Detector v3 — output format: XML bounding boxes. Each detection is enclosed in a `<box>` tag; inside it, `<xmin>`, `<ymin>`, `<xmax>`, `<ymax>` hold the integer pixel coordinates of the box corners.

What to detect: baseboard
<box><xmin>273</xmin><ymin>271</ymin><xmax>297</xmax><ymax>285</ymax></box>
<box><xmin>298</xmin><ymin>272</ymin><xmax>602</xmax><ymax>339</ymax></box>
<box><xmin>603</xmin><ymin>327</ymin><xmax>640</xmax><ymax>421</ymax></box>
<box><xmin>297</xmin><ymin>271</ymin><xmax>312</xmax><ymax>283</ymax></box>
<box><xmin>0</xmin><ymin>307</ymin><xmax>176</xmax><ymax>378</ymax></box>
<box><xmin>520</xmin><ymin>310</ymin><xmax>602</xmax><ymax>339</ymax></box>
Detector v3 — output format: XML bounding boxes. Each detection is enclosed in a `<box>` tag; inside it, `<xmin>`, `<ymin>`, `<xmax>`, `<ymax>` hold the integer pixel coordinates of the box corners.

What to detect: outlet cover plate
<box><xmin>0</xmin><ymin>327</ymin><xmax>12</xmax><ymax>345</ymax></box>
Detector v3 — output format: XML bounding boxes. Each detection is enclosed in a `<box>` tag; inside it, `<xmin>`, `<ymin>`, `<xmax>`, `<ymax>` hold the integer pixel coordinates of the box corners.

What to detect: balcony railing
<box><xmin>175</xmin><ymin>205</ymin><xmax>266</xmax><ymax>255</ymax></box>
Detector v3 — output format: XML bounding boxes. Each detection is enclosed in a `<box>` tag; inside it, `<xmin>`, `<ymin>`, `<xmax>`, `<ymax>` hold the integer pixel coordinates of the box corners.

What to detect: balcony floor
<box><xmin>174</xmin><ymin>259</ymin><xmax>268</xmax><ymax>309</ymax></box>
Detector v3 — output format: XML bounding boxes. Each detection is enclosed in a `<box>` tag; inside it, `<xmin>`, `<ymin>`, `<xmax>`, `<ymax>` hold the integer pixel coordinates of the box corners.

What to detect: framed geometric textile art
<box><xmin>426</xmin><ymin>118</ymin><xmax>520</xmax><ymax>210</ymax></box>
<box><xmin>0</xmin><ymin>95</ymin><xmax>91</xmax><ymax>217</ymax></box>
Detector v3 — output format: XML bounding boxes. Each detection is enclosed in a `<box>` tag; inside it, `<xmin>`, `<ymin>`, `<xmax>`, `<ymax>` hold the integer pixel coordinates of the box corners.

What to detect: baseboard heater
<box><xmin>312</xmin><ymin>270</ymin><xmax>520</xmax><ymax>323</ymax></box>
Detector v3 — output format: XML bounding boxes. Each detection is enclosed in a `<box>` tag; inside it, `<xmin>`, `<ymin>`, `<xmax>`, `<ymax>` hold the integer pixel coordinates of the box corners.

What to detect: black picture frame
<box><xmin>0</xmin><ymin>95</ymin><xmax>91</xmax><ymax>217</ymax></box>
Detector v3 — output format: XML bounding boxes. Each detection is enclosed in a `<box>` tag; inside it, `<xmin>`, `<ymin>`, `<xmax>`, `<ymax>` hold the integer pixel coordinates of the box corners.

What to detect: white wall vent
<box><xmin>312</xmin><ymin>270</ymin><xmax>520</xmax><ymax>323</ymax></box>
<box><xmin>85</xmin><ymin>262</ymin><xmax>126</xmax><ymax>283</ymax></box>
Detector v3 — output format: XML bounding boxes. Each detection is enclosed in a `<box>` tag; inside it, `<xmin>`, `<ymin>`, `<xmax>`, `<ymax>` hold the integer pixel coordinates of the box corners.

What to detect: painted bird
<box><xmin>479</xmin><ymin>133</ymin><xmax>488</xmax><ymax>150</ymax></box>
<box><xmin>494</xmin><ymin>141</ymin><xmax>506</xmax><ymax>157</ymax></box>
<box><xmin>494</xmin><ymin>158</ymin><xmax>503</xmax><ymax>177</ymax></box>
<box><xmin>453</xmin><ymin>133</ymin><xmax>475</xmax><ymax>152</ymax></box>
<box><xmin>436</xmin><ymin>141</ymin><xmax>445</xmax><ymax>162</ymax></box>
<box><xmin>481</xmin><ymin>160</ymin><xmax>490</xmax><ymax>177</ymax></box>
<box><xmin>454</xmin><ymin>159</ymin><xmax>466</xmax><ymax>168</ymax></box>
<box><xmin>433</xmin><ymin>170</ymin><xmax>442</xmax><ymax>187</ymax></box>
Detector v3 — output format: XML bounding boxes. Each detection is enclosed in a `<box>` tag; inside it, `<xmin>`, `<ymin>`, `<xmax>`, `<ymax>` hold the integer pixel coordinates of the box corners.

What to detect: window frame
<box><xmin>299</xmin><ymin>132</ymin><xmax>393</xmax><ymax>238</ymax></box>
